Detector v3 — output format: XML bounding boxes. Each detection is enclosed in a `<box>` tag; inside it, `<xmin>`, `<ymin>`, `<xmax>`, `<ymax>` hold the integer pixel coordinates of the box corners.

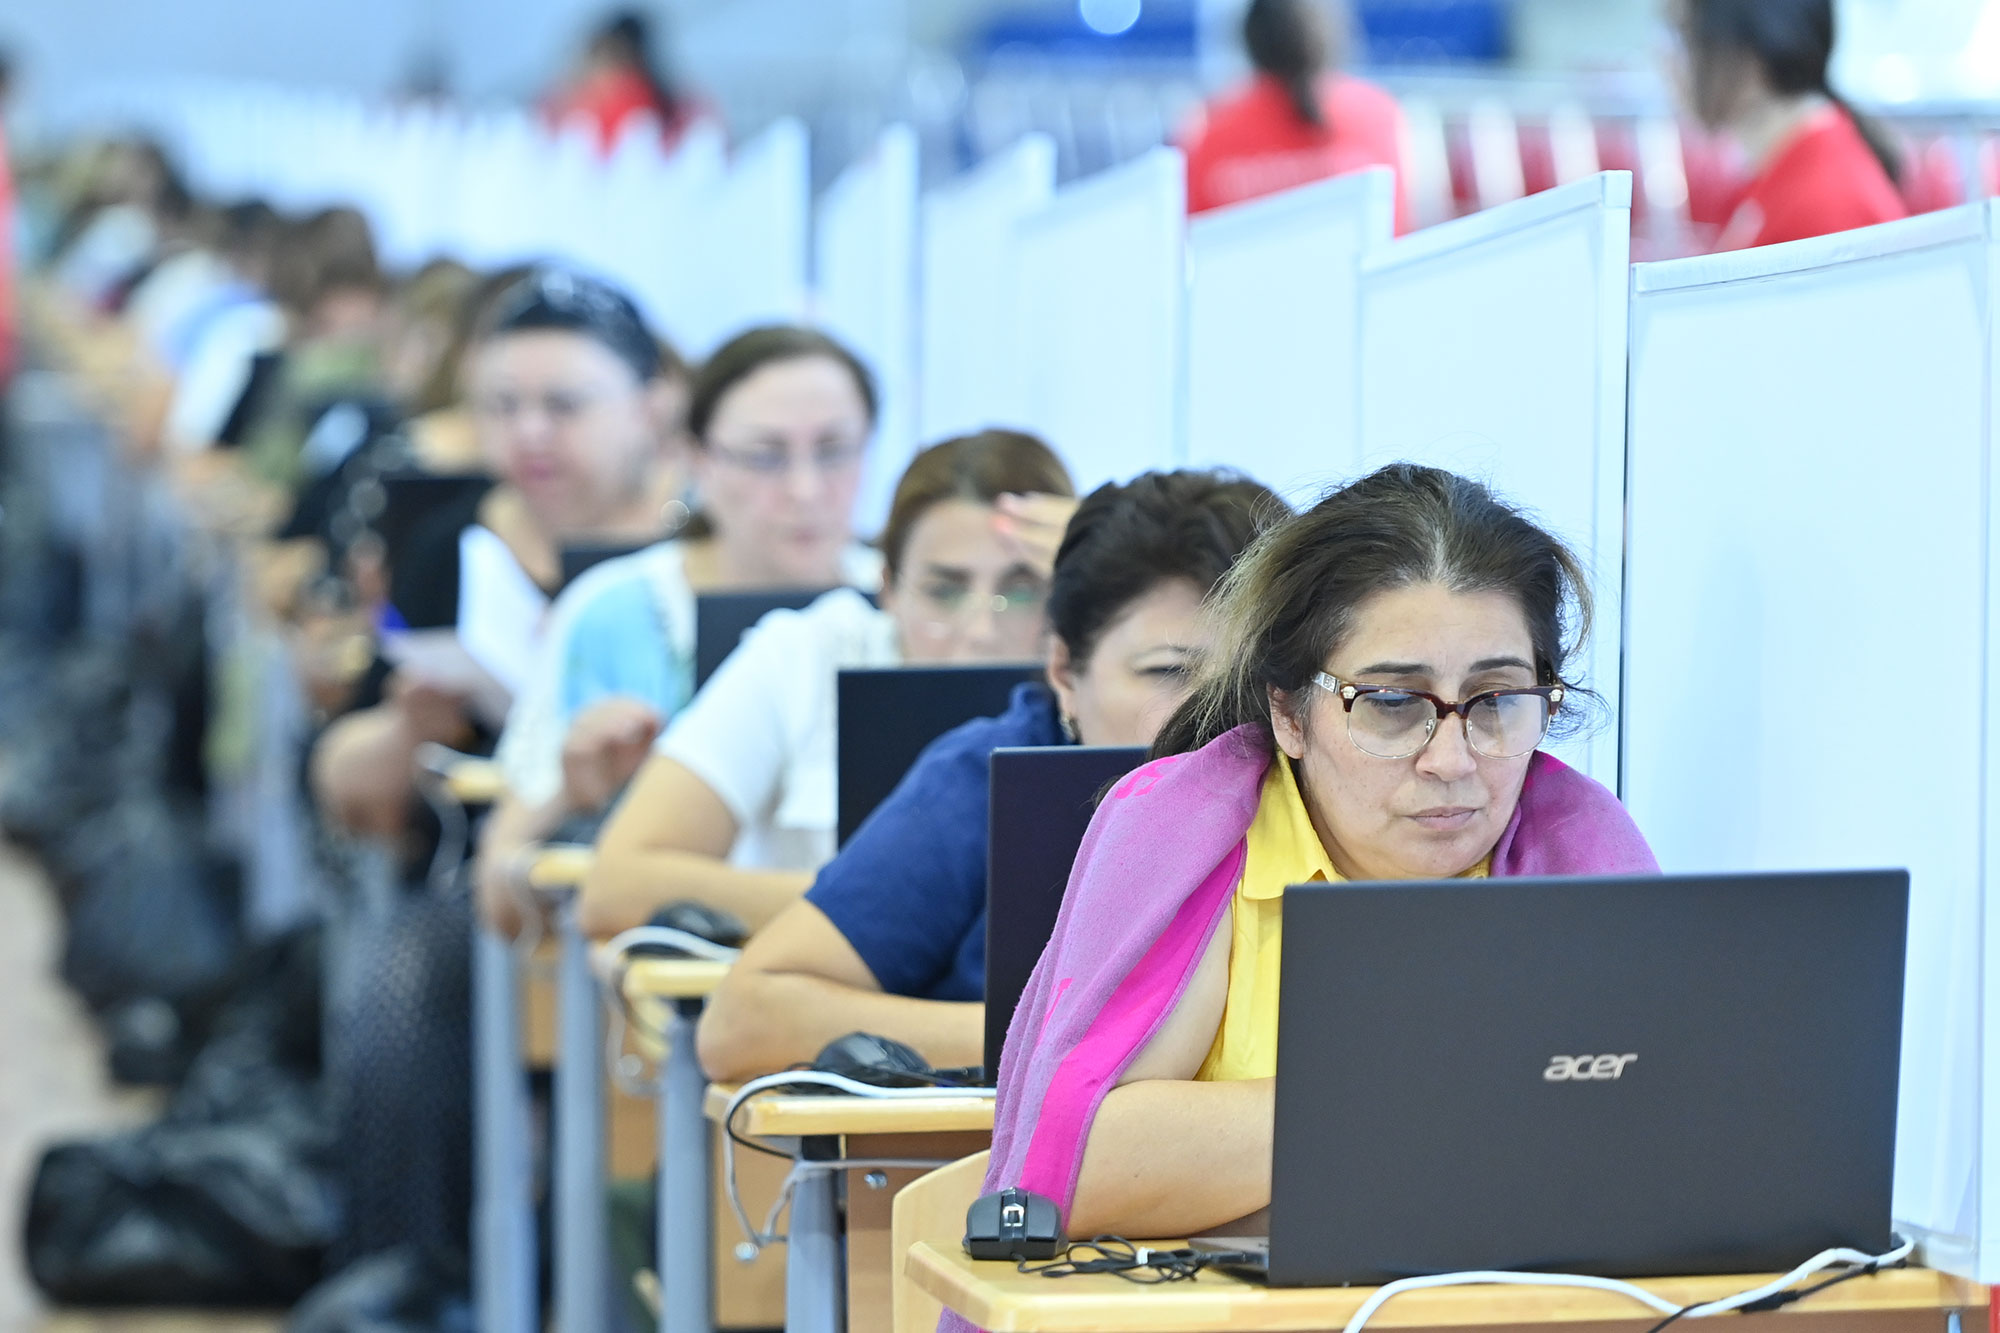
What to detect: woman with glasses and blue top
<box><xmin>694</xmin><ymin>469</ymin><xmax>1288</xmax><ymax>1084</ymax></box>
<box><xmin>581</xmin><ymin>429</ymin><xmax>1076</xmax><ymax>937</ymax></box>
<box><xmin>944</xmin><ymin>467</ymin><xmax>1659</xmax><ymax>1294</ymax></box>
<box><xmin>476</xmin><ymin>325</ymin><xmax>888</xmax><ymax>932</ymax></box>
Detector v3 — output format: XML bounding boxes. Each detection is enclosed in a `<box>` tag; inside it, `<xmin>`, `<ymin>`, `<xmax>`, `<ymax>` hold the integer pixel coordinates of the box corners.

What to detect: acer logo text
<box><xmin>1544</xmin><ymin>1054</ymin><xmax>1637</xmax><ymax>1082</ymax></box>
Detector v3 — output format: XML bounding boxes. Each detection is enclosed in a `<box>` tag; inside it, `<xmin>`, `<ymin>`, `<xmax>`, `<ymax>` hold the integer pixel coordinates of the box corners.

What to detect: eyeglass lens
<box><xmin>1347</xmin><ymin>689</ymin><xmax>1553</xmax><ymax>760</ymax></box>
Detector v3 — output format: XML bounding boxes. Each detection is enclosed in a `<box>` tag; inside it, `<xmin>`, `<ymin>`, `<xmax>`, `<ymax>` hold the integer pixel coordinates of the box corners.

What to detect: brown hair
<box><xmin>1244</xmin><ymin>0</ymin><xmax>1338</xmax><ymax>130</ymax></box>
<box><xmin>1683</xmin><ymin>0</ymin><xmax>1899</xmax><ymax>183</ymax></box>
<box><xmin>1152</xmin><ymin>463</ymin><xmax>1596</xmax><ymax>759</ymax></box>
<box><xmin>1047</xmin><ymin>470</ymin><xmax>1289</xmax><ymax>666</ymax></box>
<box><xmin>880</xmin><ymin>430</ymin><xmax>1073</xmax><ymax>583</ymax></box>
<box><xmin>686</xmin><ymin>325</ymin><xmax>876</xmax><ymax>441</ymax></box>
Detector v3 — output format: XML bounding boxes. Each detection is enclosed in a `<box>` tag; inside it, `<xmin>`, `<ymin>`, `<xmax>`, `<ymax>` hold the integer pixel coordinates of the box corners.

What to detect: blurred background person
<box><xmin>1675</xmin><ymin>0</ymin><xmax>1908</xmax><ymax>251</ymax></box>
<box><xmin>1180</xmin><ymin>0</ymin><xmax>1408</xmax><ymax>229</ymax></box>
<box><xmin>543</xmin><ymin>8</ymin><xmax>714</xmax><ymax>154</ymax></box>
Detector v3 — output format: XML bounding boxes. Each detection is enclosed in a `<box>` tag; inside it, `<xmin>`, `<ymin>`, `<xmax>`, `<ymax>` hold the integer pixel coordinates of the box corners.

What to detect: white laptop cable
<box><xmin>1338</xmin><ymin>1234</ymin><xmax>1916</xmax><ymax>1333</ymax></box>
<box><xmin>720</xmin><ymin>1071</ymin><xmax>997</xmax><ymax>1254</ymax></box>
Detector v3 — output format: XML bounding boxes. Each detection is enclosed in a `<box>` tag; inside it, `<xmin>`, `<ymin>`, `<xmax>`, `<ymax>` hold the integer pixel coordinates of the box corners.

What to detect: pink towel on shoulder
<box><xmin>940</xmin><ymin>724</ymin><xmax>1656</xmax><ymax>1333</ymax></box>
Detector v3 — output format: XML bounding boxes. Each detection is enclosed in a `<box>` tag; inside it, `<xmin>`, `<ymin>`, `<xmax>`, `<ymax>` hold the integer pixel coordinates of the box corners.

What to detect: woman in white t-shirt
<box><xmin>476</xmin><ymin>325</ymin><xmax>887</xmax><ymax>930</ymax></box>
<box><xmin>582</xmin><ymin>429</ymin><xmax>1078</xmax><ymax>936</ymax></box>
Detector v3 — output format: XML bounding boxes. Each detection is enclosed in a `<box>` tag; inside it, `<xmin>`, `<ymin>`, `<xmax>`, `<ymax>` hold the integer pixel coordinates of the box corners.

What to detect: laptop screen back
<box><xmin>835</xmin><ymin>664</ymin><xmax>1043</xmax><ymax>847</ymax></box>
<box><xmin>693</xmin><ymin>589</ymin><xmax>845</xmax><ymax>691</ymax></box>
<box><xmin>984</xmin><ymin>745</ymin><xmax>1148</xmax><ymax>1079</ymax></box>
<box><xmin>1267</xmin><ymin>870</ymin><xmax>1907</xmax><ymax>1286</ymax></box>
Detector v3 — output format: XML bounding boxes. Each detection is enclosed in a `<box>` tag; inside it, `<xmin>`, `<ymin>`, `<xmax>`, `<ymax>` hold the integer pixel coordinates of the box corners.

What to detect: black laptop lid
<box><xmin>559</xmin><ymin>542</ymin><xmax>649</xmax><ymax>592</ymax></box>
<box><xmin>835</xmin><ymin>664</ymin><xmax>1043</xmax><ymax>847</ymax></box>
<box><xmin>694</xmin><ymin>590</ymin><xmax>842</xmax><ymax>691</ymax></box>
<box><xmin>984</xmin><ymin>745</ymin><xmax>1148</xmax><ymax>1079</ymax></box>
<box><xmin>1267</xmin><ymin>869</ymin><xmax>1907</xmax><ymax>1287</ymax></box>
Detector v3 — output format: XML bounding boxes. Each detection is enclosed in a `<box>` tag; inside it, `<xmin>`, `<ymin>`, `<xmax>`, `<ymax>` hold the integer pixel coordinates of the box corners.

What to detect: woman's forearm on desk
<box><xmin>1067</xmin><ymin>1077</ymin><xmax>1274</xmax><ymax>1239</ymax></box>
<box><xmin>577</xmin><ymin>850</ymin><xmax>810</xmax><ymax>938</ymax></box>
<box><xmin>698</xmin><ymin>969</ymin><xmax>983</xmax><ymax>1082</ymax></box>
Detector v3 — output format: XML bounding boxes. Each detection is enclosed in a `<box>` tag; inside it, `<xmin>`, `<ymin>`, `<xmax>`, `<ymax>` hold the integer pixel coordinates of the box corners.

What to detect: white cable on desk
<box><xmin>600</xmin><ymin>925</ymin><xmax>741</xmax><ymax>964</ymax></box>
<box><xmin>721</xmin><ymin>1071</ymin><xmax>997</xmax><ymax>1255</ymax></box>
<box><xmin>1338</xmin><ymin>1234</ymin><xmax>1916</xmax><ymax>1333</ymax></box>
<box><xmin>595</xmin><ymin>930</ymin><xmax>742</xmax><ymax>1092</ymax></box>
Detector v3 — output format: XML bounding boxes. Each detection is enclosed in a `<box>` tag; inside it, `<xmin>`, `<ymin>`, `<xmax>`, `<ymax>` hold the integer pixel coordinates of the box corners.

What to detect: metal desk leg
<box><xmin>657</xmin><ymin>997</ymin><xmax>711</xmax><ymax>1333</ymax></box>
<box><xmin>555</xmin><ymin>903</ymin><xmax>609</xmax><ymax>1333</ymax></box>
<box><xmin>785</xmin><ymin>1136</ymin><xmax>844</xmax><ymax>1333</ymax></box>
<box><xmin>473</xmin><ymin>927</ymin><xmax>537</xmax><ymax>1333</ymax></box>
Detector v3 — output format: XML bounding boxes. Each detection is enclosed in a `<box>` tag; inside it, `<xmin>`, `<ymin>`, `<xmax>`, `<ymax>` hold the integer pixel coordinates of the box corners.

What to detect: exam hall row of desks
<box><xmin>438</xmin><ymin>635</ymin><xmax>1988</xmax><ymax>1333</ymax></box>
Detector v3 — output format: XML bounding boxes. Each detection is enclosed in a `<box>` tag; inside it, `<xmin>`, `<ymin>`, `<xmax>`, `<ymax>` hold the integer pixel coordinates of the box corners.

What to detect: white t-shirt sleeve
<box><xmin>655</xmin><ymin>602</ymin><xmax>812</xmax><ymax>829</ymax></box>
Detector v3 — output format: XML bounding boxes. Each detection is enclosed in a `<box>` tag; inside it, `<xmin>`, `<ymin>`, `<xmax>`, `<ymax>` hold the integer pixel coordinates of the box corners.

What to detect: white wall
<box><xmin>1622</xmin><ymin>204</ymin><xmax>1997</xmax><ymax>1279</ymax></box>
<box><xmin>814</xmin><ymin>123</ymin><xmax>921</xmax><ymax>534</ymax></box>
<box><xmin>1352</xmin><ymin>172</ymin><xmax>1632</xmax><ymax>784</ymax></box>
<box><xmin>1011</xmin><ymin>145</ymin><xmax>1186</xmax><ymax>496</ymax></box>
<box><xmin>1185</xmin><ymin>167</ymin><xmax>1395</xmax><ymax>504</ymax></box>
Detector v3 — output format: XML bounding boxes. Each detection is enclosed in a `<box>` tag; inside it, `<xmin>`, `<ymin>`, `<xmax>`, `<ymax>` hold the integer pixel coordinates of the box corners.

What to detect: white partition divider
<box><xmin>919</xmin><ymin>134</ymin><xmax>1057</xmax><ymax>445</ymax></box>
<box><xmin>1622</xmin><ymin>204</ymin><xmax>1998</xmax><ymax>1281</ymax></box>
<box><xmin>675</xmin><ymin>118</ymin><xmax>811</xmax><ymax>359</ymax></box>
<box><xmin>1353</xmin><ymin>171</ymin><xmax>1632</xmax><ymax>783</ymax></box>
<box><xmin>1012</xmin><ymin>146</ymin><xmax>1186</xmax><ymax>493</ymax></box>
<box><xmin>1185</xmin><ymin>167</ymin><xmax>1395</xmax><ymax>504</ymax></box>
<box><xmin>613</xmin><ymin>122</ymin><xmax>726</xmax><ymax>339</ymax></box>
<box><xmin>813</xmin><ymin>124</ymin><xmax>920</xmax><ymax>533</ymax></box>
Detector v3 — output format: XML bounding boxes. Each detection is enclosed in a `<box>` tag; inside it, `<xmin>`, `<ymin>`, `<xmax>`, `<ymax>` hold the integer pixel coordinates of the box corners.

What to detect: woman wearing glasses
<box><xmin>695</xmin><ymin>469</ymin><xmax>1287</xmax><ymax>1083</ymax></box>
<box><xmin>949</xmin><ymin>466</ymin><xmax>1656</xmax><ymax>1278</ymax></box>
<box><xmin>477</xmin><ymin>325</ymin><xmax>887</xmax><ymax>931</ymax></box>
<box><xmin>581</xmin><ymin>429</ymin><xmax>1074</xmax><ymax>936</ymax></box>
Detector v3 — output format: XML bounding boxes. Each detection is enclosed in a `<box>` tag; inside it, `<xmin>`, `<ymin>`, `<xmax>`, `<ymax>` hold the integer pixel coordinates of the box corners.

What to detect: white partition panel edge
<box><xmin>681</xmin><ymin>118</ymin><xmax>810</xmax><ymax>359</ymax></box>
<box><xmin>1012</xmin><ymin>146</ymin><xmax>1187</xmax><ymax>493</ymax></box>
<box><xmin>1622</xmin><ymin>203</ymin><xmax>1995</xmax><ymax>1280</ymax></box>
<box><xmin>1357</xmin><ymin>171</ymin><xmax>1632</xmax><ymax>784</ymax></box>
<box><xmin>1185</xmin><ymin>167</ymin><xmax>1395</xmax><ymax>505</ymax></box>
<box><xmin>918</xmin><ymin>135</ymin><xmax>1058</xmax><ymax>444</ymax></box>
<box><xmin>813</xmin><ymin>123</ymin><xmax>920</xmax><ymax>535</ymax></box>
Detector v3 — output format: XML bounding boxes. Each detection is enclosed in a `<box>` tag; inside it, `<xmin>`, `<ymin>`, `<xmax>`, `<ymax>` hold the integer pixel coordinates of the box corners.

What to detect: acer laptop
<box><xmin>1195</xmin><ymin>869</ymin><xmax>1907</xmax><ymax>1286</ymax></box>
<box><xmin>984</xmin><ymin>745</ymin><xmax>1149</xmax><ymax>1080</ymax></box>
<box><xmin>834</xmin><ymin>664</ymin><xmax>1043</xmax><ymax>846</ymax></box>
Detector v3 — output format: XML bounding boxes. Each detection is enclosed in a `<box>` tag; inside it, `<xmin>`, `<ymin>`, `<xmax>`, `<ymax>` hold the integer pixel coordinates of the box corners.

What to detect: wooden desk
<box><xmin>711</xmin><ymin>1085</ymin><xmax>995</xmax><ymax>1333</ymax></box>
<box><xmin>444</xmin><ymin>757</ymin><xmax>507</xmax><ymax>806</ymax></box>
<box><xmin>907</xmin><ymin>1243</ymin><xmax>1984</xmax><ymax>1333</ymax></box>
<box><xmin>528</xmin><ymin>843</ymin><xmax>593</xmax><ymax>890</ymax></box>
<box><xmin>704</xmin><ymin>1083</ymin><xmax>998</xmax><ymax>1137</ymax></box>
<box><xmin>623</xmin><ymin>960</ymin><xmax>794</xmax><ymax>1331</ymax></box>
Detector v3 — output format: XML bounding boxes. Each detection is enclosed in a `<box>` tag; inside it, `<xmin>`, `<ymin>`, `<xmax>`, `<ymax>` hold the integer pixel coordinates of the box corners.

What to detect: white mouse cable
<box><xmin>1338</xmin><ymin>1234</ymin><xmax>1917</xmax><ymax>1333</ymax></box>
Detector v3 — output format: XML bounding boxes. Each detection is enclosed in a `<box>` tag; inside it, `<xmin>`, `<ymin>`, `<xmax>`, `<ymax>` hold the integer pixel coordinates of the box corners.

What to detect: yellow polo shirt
<box><xmin>1195</xmin><ymin>755</ymin><xmax>1488</xmax><ymax>1082</ymax></box>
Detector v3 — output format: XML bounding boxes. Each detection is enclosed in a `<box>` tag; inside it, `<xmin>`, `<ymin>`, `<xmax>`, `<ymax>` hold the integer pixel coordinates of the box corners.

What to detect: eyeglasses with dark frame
<box><xmin>1313</xmin><ymin>671</ymin><xmax>1564</xmax><ymax>760</ymax></box>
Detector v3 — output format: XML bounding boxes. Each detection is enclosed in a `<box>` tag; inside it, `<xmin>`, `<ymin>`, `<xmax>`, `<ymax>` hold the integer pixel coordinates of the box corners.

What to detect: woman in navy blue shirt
<box><xmin>697</xmin><ymin>469</ymin><xmax>1286</xmax><ymax>1080</ymax></box>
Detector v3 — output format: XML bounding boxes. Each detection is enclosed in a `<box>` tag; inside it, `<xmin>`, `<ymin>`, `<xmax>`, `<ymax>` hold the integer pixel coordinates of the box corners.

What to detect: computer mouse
<box><xmin>631</xmin><ymin>900</ymin><xmax>749</xmax><ymax>957</ymax></box>
<box><xmin>813</xmin><ymin>1031</ymin><xmax>938</xmax><ymax>1087</ymax></box>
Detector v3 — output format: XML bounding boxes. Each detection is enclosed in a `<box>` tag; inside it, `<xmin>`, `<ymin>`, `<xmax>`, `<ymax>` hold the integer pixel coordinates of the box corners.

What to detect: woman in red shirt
<box><xmin>544</xmin><ymin>10</ymin><xmax>711</xmax><ymax>156</ymax></box>
<box><xmin>1180</xmin><ymin>0</ymin><xmax>1410</xmax><ymax>231</ymax></box>
<box><xmin>1676</xmin><ymin>0</ymin><xmax>1906</xmax><ymax>251</ymax></box>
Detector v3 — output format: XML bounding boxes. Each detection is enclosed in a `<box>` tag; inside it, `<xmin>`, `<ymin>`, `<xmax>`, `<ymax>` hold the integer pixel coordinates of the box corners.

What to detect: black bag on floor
<box><xmin>57</xmin><ymin>794</ymin><xmax>243</xmax><ymax>1014</ymax></box>
<box><xmin>22</xmin><ymin>926</ymin><xmax>337</xmax><ymax>1304</ymax></box>
<box><xmin>22</xmin><ymin>1072</ymin><xmax>338</xmax><ymax>1305</ymax></box>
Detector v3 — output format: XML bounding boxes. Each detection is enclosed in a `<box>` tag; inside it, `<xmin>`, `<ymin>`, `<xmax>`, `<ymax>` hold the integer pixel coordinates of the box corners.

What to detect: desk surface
<box><xmin>444</xmin><ymin>757</ymin><xmax>506</xmax><ymax>806</ymax></box>
<box><xmin>705</xmin><ymin>1085</ymin><xmax>997</xmax><ymax>1138</ymax></box>
<box><xmin>528</xmin><ymin>844</ymin><xmax>593</xmax><ymax>891</ymax></box>
<box><xmin>621</xmin><ymin>957</ymin><xmax>733</xmax><ymax>1000</ymax></box>
<box><xmin>906</xmin><ymin>1244</ymin><xmax>1985</xmax><ymax>1332</ymax></box>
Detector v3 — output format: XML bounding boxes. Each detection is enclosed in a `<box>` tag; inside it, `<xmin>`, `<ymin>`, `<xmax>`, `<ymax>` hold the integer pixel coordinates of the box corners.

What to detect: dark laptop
<box><xmin>558</xmin><ymin>541</ymin><xmax>649</xmax><ymax>592</ymax></box>
<box><xmin>1196</xmin><ymin>869</ymin><xmax>1906</xmax><ymax>1286</ymax></box>
<box><xmin>694</xmin><ymin>590</ymin><xmax>845</xmax><ymax>690</ymax></box>
<box><xmin>984</xmin><ymin>745</ymin><xmax>1148</xmax><ymax>1079</ymax></box>
<box><xmin>835</xmin><ymin>664</ymin><xmax>1044</xmax><ymax>846</ymax></box>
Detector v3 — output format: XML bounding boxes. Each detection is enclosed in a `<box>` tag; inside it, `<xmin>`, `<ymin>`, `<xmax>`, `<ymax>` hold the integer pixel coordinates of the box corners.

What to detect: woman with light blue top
<box><xmin>476</xmin><ymin>324</ymin><xmax>884</xmax><ymax>932</ymax></box>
